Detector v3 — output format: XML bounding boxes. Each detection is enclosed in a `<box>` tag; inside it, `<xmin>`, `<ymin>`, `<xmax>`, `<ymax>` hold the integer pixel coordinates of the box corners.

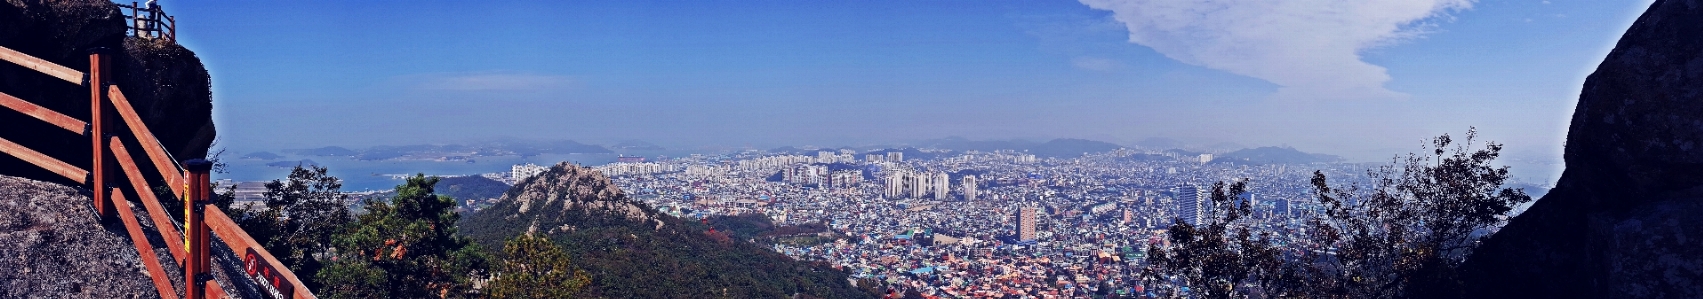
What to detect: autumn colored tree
<box><xmin>485</xmin><ymin>235</ymin><xmax>591</xmax><ymax>299</ymax></box>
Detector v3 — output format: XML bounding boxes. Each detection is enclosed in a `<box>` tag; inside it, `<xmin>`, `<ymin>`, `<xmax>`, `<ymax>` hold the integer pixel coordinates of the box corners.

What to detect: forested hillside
<box><xmin>459</xmin><ymin>163</ymin><xmax>876</xmax><ymax>298</ymax></box>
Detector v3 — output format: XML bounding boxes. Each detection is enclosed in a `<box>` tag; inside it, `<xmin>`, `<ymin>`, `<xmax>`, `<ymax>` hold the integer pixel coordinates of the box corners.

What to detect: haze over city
<box><xmin>6</xmin><ymin>0</ymin><xmax>1703</xmax><ymax>297</ymax></box>
<box><xmin>171</xmin><ymin>0</ymin><xmax>1652</xmax><ymax>172</ymax></box>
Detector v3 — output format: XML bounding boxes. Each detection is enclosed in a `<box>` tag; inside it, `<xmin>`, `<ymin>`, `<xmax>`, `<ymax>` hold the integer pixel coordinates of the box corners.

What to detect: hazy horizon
<box><xmin>174</xmin><ymin>0</ymin><xmax>1659</xmax><ymax>185</ymax></box>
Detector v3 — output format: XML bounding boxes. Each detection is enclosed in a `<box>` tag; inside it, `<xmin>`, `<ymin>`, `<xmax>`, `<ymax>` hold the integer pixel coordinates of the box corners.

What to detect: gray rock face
<box><xmin>1462</xmin><ymin>0</ymin><xmax>1703</xmax><ymax>297</ymax></box>
<box><xmin>0</xmin><ymin>175</ymin><xmax>155</xmax><ymax>298</ymax></box>
<box><xmin>0</xmin><ymin>0</ymin><xmax>215</xmax><ymax>185</ymax></box>
<box><xmin>507</xmin><ymin>162</ymin><xmax>633</xmax><ymax>216</ymax></box>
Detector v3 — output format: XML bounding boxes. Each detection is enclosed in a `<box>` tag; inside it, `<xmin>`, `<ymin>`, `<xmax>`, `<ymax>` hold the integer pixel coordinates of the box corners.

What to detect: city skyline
<box><xmin>173</xmin><ymin>0</ymin><xmax>1655</xmax><ymax>182</ymax></box>
<box><xmin>0</xmin><ymin>1</ymin><xmax>1689</xmax><ymax>297</ymax></box>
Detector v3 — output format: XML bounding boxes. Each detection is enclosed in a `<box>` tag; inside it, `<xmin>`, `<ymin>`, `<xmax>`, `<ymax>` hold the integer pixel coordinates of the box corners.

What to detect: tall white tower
<box><xmin>962</xmin><ymin>175</ymin><xmax>978</xmax><ymax>201</ymax></box>
<box><xmin>933</xmin><ymin>172</ymin><xmax>950</xmax><ymax>200</ymax></box>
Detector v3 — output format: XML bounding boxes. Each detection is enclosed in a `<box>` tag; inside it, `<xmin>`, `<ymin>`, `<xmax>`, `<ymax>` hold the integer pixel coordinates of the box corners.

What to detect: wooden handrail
<box><xmin>0</xmin><ymin>46</ymin><xmax>83</xmax><ymax>84</ymax></box>
<box><xmin>0</xmin><ymin>44</ymin><xmax>294</xmax><ymax>297</ymax></box>
<box><xmin>206</xmin><ymin>283</ymin><xmax>228</xmax><ymax>299</ymax></box>
<box><xmin>168</xmin><ymin>16</ymin><xmax>177</xmax><ymax>42</ymax></box>
<box><xmin>206</xmin><ymin>207</ymin><xmax>319</xmax><ymax>299</ymax></box>
<box><xmin>120</xmin><ymin>2</ymin><xmax>176</xmax><ymax>43</ymax></box>
<box><xmin>0</xmin><ymin>91</ymin><xmax>87</xmax><ymax>134</ymax></box>
<box><xmin>111</xmin><ymin>136</ymin><xmax>187</xmax><ymax>263</ymax></box>
<box><xmin>0</xmin><ymin>136</ymin><xmax>86</xmax><ymax>184</ymax></box>
<box><xmin>107</xmin><ymin>85</ymin><xmax>186</xmax><ymax>197</ymax></box>
<box><xmin>108</xmin><ymin>189</ymin><xmax>182</xmax><ymax>299</ymax></box>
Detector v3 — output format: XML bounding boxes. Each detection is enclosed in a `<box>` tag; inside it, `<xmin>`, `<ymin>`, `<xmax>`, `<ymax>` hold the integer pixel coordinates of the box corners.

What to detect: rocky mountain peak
<box><xmin>1462</xmin><ymin>0</ymin><xmax>1703</xmax><ymax>297</ymax></box>
<box><xmin>502</xmin><ymin>162</ymin><xmax>652</xmax><ymax>224</ymax></box>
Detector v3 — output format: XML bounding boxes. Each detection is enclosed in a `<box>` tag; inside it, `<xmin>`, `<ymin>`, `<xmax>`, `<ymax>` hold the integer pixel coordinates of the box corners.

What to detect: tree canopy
<box><xmin>485</xmin><ymin>235</ymin><xmax>591</xmax><ymax>299</ymax></box>
<box><xmin>228</xmin><ymin>165</ymin><xmax>353</xmax><ymax>290</ymax></box>
<box><xmin>316</xmin><ymin>174</ymin><xmax>489</xmax><ymax>298</ymax></box>
<box><xmin>1145</xmin><ymin>129</ymin><xmax>1532</xmax><ymax>298</ymax></box>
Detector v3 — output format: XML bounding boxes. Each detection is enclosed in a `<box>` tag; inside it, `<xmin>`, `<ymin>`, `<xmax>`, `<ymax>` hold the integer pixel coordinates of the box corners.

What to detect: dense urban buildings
<box><xmin>567</xmin><ymin>147</ymin><xmax>1378</xmax><ymax>297</ymax></box>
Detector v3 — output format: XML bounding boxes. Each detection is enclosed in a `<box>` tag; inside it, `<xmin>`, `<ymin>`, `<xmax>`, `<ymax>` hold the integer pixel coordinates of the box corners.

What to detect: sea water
<box><xmin>214</xmin><ymin>153</ymin><xmax>618</xmax><ymax>192</ymax></box>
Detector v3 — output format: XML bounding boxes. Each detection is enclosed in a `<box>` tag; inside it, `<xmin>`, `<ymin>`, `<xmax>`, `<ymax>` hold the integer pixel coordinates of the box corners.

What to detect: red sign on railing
<box><xmin>244</xmin><ymin>248</ymin><xmax>297</xmax><ymax>299</ymax></box>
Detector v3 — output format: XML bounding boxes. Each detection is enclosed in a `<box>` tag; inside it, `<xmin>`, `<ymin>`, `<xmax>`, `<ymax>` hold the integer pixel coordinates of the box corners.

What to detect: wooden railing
<box><xmin>119</xmin><ymin>2</ymin><xmax>177</xmax><ymax>43</ymax></box>
<box><xmin>0</xmin><ymin>44</ymin><xmax>315</xmax><ymax>299</ymax></box>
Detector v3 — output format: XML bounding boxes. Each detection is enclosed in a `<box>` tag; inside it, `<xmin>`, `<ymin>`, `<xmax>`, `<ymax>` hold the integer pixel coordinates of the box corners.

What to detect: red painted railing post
<box><xmin>89</xmin><ymin>48</ymin><xmax>113</xmax><ymax>221</ymax></box>
<box><xmin>184</xmin><ymin>159</ymin><xmax>213</xmax><ymax>299</ymax></box>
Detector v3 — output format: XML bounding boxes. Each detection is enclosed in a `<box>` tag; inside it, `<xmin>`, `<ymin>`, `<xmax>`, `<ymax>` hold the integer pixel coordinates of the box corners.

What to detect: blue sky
<box><xmin>171</xmin><ymin>0</ymin><xmax>1654</xmax><ymax>181</ymax></box>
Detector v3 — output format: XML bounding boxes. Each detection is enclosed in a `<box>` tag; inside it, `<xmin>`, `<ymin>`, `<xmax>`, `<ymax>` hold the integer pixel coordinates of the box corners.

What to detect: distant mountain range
<box><xmin>914</xmin><ymin>137</ymin><xmax>1039</xmax><ymax>152</ymax></box>
<box><xmin>263</xmin><ymin>138</ymin><xmax>1348</xmax><ymax>166</ymax></box>
<box><xmin>1028</xmin><ymin>138</ymin><xmax>1123</xmax><ymax>158</ymax></box>
<box><xmin>860</xmin><ymin>147</ymin><xmax>955</xmax><ymax>160</ymax></box>
<box><xmin>1132</xmin><ymin>137</ymin><xmax>1183</xmax><ymax>149</ymax></box>
<box><xmin>768</xmin><ymin>146</ymin><xmax>852</xmax><ymax>155</ymax></box>
<box><xmin>277</xmin><ymin>140</ymin><xmax>612</xmax><ymax>161</ymax></box>
<box><xmin>1131</xmin><ymin>137</ymin><xmax>1246</xmax><ymax>152</ymax></box>
<box><xmin>240</xmin><ymin>151</ymin><xmax>283</xmax><ymax>160</ymax></box>
<box><xmin>264</xmin><ymin>159</ymin><xmax>319</xmax><ymax>168</ymax></box>
<box><xmin>1211</xmin><ymin>146</ymin><xmax>1342</xmax><ymax>165</ymax></box>
<box><xmin>283</xmin><ymin>146</ymin><xmax>359</xmax><ymax>157</ymax></box>
<box><xmin>609</xmin><ymin>140</ymin><xmax>665</xmax><ymax>151</ymax></box>
<box><xmin>846</xmin><ymin>137</ymin><xmax>1128</xmax><ymax>159</ymax></box>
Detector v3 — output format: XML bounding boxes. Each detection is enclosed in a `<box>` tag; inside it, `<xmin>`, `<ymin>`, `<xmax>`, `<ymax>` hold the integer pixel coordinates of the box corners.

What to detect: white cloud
<box><xmin>1079</xmin><ymin>0</ymin><xmax>1474</xmax><ymax>100</ymax></box>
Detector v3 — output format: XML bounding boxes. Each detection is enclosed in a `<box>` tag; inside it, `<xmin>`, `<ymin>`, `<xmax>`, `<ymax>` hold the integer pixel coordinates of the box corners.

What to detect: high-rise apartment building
<box><xmin>1018</xmin><ymin>207</ymin><xmax>1038</xmax><ymax>242</ymax></box>
<box><xmin>884</xmin><ymin>169</ymin><xmax>955</xmax><ymax>200</ymax></box>
<box><xmin>933</xmin><ymin>172</ymin><xmax>950</xmax><ymax>200</ymax></box>
<box><xmin>512</xmin><ymin>163</ymin><xmax>547</xmax><ymax>184</ymax></box>
<box><xmin>829</xmin><ymin>170</ymin><xmax>862</xmax><ymax>189</ymax></box>
<box><xmin>885</xmin><ymin>169</ymin><xmax>908</xmax><ymax>199</ymax></box>
<box><xmin>962</xmin><ymin>175</ymin><xmax>978</xmax><ymax>201</ymax></box>
<box><xmin>1172</xmin><ymin>185</ymin><xmax>1203</xmax><ymax>226</ymax></box>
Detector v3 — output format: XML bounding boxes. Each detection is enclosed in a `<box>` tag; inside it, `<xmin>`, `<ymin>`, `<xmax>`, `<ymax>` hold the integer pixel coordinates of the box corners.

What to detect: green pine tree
<box><xmin>317</xmin><ymin>174</ymin><xmax>489</xmax><ymax>298</ymax></box>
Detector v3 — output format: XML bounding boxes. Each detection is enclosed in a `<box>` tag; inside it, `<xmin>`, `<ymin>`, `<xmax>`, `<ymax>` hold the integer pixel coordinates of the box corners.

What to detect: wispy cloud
<box><xmin>402</xmin><ymin>72</ymin><xmax>575</xmax><ymax>92</ymax></box>
<box><xmin>1079</xmin><ymin>0</ymin><xmax>1474</xmax><ymax>100</ymax></box>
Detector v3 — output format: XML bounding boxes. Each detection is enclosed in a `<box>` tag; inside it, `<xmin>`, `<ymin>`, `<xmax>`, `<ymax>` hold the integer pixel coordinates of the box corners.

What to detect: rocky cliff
<box><xmin>1461</xmin><ymin>0</ymin><xmax>1703</xmax><ymax>298</ymax></box>
<box><xmin>0</xmin><ymin>0</ymin><xmax>215</xmax><ymax>185</ymax></box>
<box><xmin>0</xmin><ymin>174</ymin><xmax>156</xmax><ymax>298</ymax></box>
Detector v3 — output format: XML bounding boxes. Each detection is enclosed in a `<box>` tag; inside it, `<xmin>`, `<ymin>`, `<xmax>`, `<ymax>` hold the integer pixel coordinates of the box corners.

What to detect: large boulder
<box><xmin>1462</xmin><ymin>0</ymin><xmax>1703</xmax><ymax>298</ymax></box>
<box><xmin>0</xmin><ymin>174</ymin><xmax>157</xmax><ymax>298</ymax></box>
<box><xmin>0</xmin><ymin>0</ymin><xmax>215</xmax><ymax>186</ymax></box>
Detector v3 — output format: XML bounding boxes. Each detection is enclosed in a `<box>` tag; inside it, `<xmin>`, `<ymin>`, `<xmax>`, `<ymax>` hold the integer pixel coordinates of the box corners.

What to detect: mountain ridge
<box><xmin>1211</xmin><ymin>146</ymin><xmax>1342</xmax><ymax>165</ymax></box>
<box><xmin>458</xmin><ymin>163</ymin><xmax>876</xmax><ymax>298</ymax></box>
